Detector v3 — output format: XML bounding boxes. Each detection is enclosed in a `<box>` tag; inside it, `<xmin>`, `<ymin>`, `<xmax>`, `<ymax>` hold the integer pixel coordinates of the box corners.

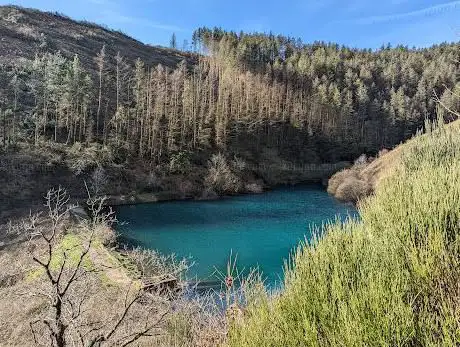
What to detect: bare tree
<box><xmin>90</xmin><ymin>166</ymin><xmax>108</xmax><ymax>197</ymax></box>
<box><xmin>17</xmin><ymin>187</ymin><xmax>170</xmax><ymax>346</ymax></box>
<box><xmin>435</xmin><ymin>86</ymin><xmax>460</xmax><ymax>120</ymax></box>
<box><xmin>95</xmin><ymin>45</ymin><xmax>106</xmax><ymax>138</ymax></box>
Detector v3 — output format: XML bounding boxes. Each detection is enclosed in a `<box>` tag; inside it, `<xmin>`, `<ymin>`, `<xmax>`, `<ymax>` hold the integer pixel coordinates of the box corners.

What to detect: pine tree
<box><xmin>170</xmin><ymin>33</ymin><xmax>177</xmax><ymax>49</ymax></box>
<box><xmin>9</xmin><ymin>72</ymin><xmax>20</xmax><ymax>144</ymax></box>
<box><xmin>3</xmin><ymin>29</ymin><xmax>459</xmax><ymax>163</ymax></box>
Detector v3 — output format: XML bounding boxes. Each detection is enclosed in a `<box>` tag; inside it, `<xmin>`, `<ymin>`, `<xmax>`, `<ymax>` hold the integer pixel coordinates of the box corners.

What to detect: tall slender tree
<box><xmin>94</xmin><ymin>45</ymin><xmax>106</xmax><ymax>138</ymax></box>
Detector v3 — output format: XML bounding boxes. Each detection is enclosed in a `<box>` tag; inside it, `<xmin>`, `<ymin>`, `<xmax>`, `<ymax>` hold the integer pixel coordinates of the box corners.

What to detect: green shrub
<box><xmin>169</xmin><ymin>151</ymin><xmax>192</xmax><ymax>174</ymax></box>
<box><xmin>227</xmin><ymin>118</ymin><xmax>460</xmax><ymax>346</ymax></box>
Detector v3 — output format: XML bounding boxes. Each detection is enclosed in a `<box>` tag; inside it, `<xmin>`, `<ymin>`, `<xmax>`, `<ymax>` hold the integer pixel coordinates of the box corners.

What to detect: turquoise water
<box><xmin>115</xmin><ymin>185</ymin><xmax>357</xmax><ymax>286</ymax></box>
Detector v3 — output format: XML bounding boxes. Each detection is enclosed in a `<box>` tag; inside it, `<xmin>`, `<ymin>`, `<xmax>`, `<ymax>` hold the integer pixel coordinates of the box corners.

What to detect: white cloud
<box><xmin>354</xmin><ymin>1</ymin><xmax>460</xmax><ymax>25</ymax></box>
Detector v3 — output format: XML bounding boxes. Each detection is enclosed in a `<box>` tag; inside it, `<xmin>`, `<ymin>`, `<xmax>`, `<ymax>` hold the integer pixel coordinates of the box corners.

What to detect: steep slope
<box><xmin>228</xmin><ymin>118</ymin><xmax>460</xmax><ymax>346</ymax></box>
<box><xmin>0</xmin><ymin>5</ymin><xmax>193</xmax><ymax>70</ymax></box>
<box><xmin>328</xmin><ymin>119</ymin><xmax>460</xmax><ymax>203</ymax></box>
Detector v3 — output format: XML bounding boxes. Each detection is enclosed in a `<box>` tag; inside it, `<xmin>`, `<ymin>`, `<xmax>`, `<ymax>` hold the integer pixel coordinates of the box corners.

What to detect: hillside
<box><xmin>328</xmin><ymin>119</ymin><xmax>460</xmax><ymax>203</ymax></box>
<box><xmin>0</xmin><ymin>6</ymin><xmax>458</xmax><ymax>223</ymax></box>
<box><xmin>228</xmin><ymin>117</ymin><xmax>460</xmax><ymax>346</ymax></box>
<box><xmin>0</xmin><ymin>5</ymin><xmax>193</xmax><ymax>70</ymax></box>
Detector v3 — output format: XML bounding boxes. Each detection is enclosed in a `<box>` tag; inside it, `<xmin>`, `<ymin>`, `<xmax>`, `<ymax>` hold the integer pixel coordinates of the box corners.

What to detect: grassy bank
<box><xmin>327</xmin><ymin>120</ymin><xmax>460</xmax><ymax>204</ymax></box>
<box><xmin>227</xmin><ymin>118</ymin><xmax>460</xmax><ymax>346</ymax></box>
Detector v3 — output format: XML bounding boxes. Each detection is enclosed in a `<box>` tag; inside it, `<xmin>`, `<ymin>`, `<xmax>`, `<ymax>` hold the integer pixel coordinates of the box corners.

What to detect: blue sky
<box><xmin>3</xmin><ymin>0</ymin><xmax>460</xmax><ymax>49</ymax></box>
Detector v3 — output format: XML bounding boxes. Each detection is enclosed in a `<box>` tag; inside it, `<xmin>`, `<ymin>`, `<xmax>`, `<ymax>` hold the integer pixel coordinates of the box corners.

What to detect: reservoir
<box><xmin>115</xmin><ymin>185</ymin><xmax>357</xmax><ymax>287</ymax></box>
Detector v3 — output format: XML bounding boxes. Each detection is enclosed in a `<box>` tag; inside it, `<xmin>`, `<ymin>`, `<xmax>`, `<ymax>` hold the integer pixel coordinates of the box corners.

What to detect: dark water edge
<box><xmin>114</xmin><ymin>184</ymin><xmax>358</xmax><ymax>288</ymax></box>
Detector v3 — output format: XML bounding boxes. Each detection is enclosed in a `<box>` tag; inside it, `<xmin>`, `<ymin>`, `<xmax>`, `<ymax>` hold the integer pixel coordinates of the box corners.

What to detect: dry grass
<box><xmin>327</xmin><ymin>167</ymin><xmax>370</xmax><ymax>203</ymax></box>
<box><xmin>0</xmin><ymin>190</ymin><xmax>231</xmax><ymax>347</ymax></box>
<box><xmin>333</xmin><ymin>175</ymin><xmax>371</xmax><ymax>203</ymax></box>
<box><xmin>0</xmin><ymin>220</ymin><xmax>168</xmax><ymax>346</ymax></box>
<box><xmin>0</xmin><ymin>5</ymin><xmax>194</xmax><ymax>71</ymax></box>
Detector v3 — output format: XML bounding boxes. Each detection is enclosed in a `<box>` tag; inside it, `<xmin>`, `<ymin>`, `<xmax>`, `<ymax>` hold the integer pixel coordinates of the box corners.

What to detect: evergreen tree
<box><xmin>4</xmin><ymin>27</ymin><xmax>459</xmax><ymax>164</ymax></box>
<box><xmin>170</xmin><ymin>33</ymin><xmax>177</xmax><ymax>49</ymax></box>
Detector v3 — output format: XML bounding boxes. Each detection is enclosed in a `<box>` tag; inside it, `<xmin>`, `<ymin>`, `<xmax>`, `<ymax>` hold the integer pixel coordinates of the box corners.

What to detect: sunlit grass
<box><xmin>26</xmin><ymin>233</ymin><xmax>94</xmax><ymax>282</ymax></box>
<box><xmin>227</xmin><ymin>118</ymin><xmax>460</xmax><ymax>346</ymax></box>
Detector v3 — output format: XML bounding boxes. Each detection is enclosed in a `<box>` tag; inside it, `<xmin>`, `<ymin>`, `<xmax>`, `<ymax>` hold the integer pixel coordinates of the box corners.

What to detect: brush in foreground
<box><xmin>228</xmin><ymin>118</ymin><xmax>460</xmax><ymax>346</ymax></box>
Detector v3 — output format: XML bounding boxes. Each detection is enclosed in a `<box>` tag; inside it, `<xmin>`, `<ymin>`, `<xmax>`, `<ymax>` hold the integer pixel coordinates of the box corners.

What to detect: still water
<box><xmin>115</xmin><ymin>185</ymin><xmax>357</xmax><ymax>287</ymax></box>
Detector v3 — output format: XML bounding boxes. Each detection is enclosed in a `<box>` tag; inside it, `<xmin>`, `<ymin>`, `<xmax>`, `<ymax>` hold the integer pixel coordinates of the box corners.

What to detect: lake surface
<box><xmin>115</xmin><ymin>185</ymin><xmax>357</xmax><ymax>287</ymax></box>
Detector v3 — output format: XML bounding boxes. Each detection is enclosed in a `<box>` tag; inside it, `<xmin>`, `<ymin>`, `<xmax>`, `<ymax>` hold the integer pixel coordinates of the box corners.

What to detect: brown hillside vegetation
<box><xmin>0</xmin><ymin>189</ymin><xmax>226</xmax><ymax>347</ymax></box>
<box><xmin>0</xmin><ymin>5</ymin><xmax>193</xmax><ymax>70</ymax></box>
<box><xmin>328</xmin><ymin>119</ymin><xmax>460</xmax><ymax>203</ymax></box>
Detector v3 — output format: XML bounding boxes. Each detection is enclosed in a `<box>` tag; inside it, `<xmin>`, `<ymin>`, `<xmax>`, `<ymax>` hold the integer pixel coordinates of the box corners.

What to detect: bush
<box><xmin>378</xmin><ymin>148</ymin><xmax>390</xmax><ymax>157</ymax></box>
<box><xmin>124</xmin><ymin>247</ymin><xmax>189</xmax><ymax>281</ymax></box>
<box><xmin>328</xmin><ymin>155</ymin><xmax>375</xmax><ymax>203</ymax></box>
<box><xmin>327</xmin><ymin>169</ymin><xmax>358</xmax><ymax>196</ymax></box>
<box><xmin>227</xmin><ymin>118</ymin><xmax>460</xmax><ymax>347</ymax></box>
<box><xmin>231</xmin><ymin>155</ymin><xmax>247</xmax><ymax>171</ymax></box>
<box><xmin>334</xmin><ymin>176</ymin><xmax>371</xmax><ymax>203</ymax></box>
<box><xmin>244</xmin><ymin>182</ymin><xmax>264</xmax><ymax>194</ymax></box>
<box><xmin>169</xmin><ymin>151</ymin><xmax>192</xmax><ymax>174</ymax></box>
<box><xmin>354</xmin><ymin>153</ymin><xmax>368</xmax><ymax>165</ymax></box>
<box><xmin>89</xmin><ymin>166</ymin><xmax>108</xmax><ymax>196</ymax></box>
<box><xmin>205</xmin><ymin>153</ymin><xmax>243</xmax><ymax>194</ymax></box>
<box><xmin>65</xmin><ymin>142</ymin><xmax>113</xmax><ymax>175</ymax></box>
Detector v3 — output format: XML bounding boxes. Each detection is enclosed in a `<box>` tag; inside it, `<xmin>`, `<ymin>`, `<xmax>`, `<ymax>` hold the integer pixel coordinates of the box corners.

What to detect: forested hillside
<box><xmin>190</xmin><ymin>28</ymin><xmax>459</xmax><ymax>159</ymax></box>
<box><xmin>0</xmin><ymin>6</ymin><xmax>459</xmax><ymax>214</ymax></box>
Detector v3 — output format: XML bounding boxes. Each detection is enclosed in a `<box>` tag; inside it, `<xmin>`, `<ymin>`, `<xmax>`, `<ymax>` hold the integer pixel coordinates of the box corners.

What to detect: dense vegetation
<box><xmin>227</xmin><ymin>118</ymin><xmax>460</xmax><ymax>346</ymax></box>
<box><xmin>1</xmin><ymin>5</ymin><xmax>460</xmax><ymax>347</ymax></box>
<box><xmin>1</xmin><ymin>7</ymin><xmax>459</xmax><ymax>165</ymax></box>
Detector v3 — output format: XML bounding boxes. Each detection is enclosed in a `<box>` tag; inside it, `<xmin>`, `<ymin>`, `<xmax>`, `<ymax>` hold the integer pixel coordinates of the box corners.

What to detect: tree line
<box><xmin>0</xmin><ymin>29</ymin><xmax>459</xmax><ymax>163</ymax></box>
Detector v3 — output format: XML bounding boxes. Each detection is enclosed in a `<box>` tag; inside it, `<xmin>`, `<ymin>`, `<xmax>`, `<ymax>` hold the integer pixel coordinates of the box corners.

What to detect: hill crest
<box><xmin>0</xmin><ymin>5</ymin><xmax>193</xmax><ymax>70</ymax></box>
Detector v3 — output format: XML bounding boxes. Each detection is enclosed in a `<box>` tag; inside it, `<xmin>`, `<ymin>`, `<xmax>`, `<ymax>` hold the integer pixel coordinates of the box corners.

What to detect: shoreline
<box><xmin>0</xmin><ymin>160</ymin><xmax>352</xmax><ymax>227</ymax></box>
<box><xmin>106</xmin><ymin>180</ymin><xmax>332</xmax><ymax>207</ymax></box>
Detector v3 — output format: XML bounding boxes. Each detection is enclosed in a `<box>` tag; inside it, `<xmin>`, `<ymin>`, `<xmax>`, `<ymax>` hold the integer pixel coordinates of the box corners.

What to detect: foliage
<box><xmin>169</xmin><ymin>151</ymin><xmax>192</xmax><ymax>174</ymax></box>
<box><xmin>334</xmin><ymin>174</ymin><xmax>371</xmax><ymax>203</ymax></box>
<box><xmin>327</xmin><ymin>167</ymin><xmax>371</xmax><ymax>203</ymax></box>
<box><xmin>65</xmin><ymin>142</ymin><xmax>113</xmax><ymax>175</ymax></box>
<box><xmin>227</xmin><ymin>118</ymin><xmax>460</xmax><ymax>346</ymax></box>
<box><xmin>205</xmin><ymin>153</ymin><xmax>244</xmax><ymax>194</ymax></box>
<box><xmin>1</xmin><ymin>23</ymin><xmax>459</xmax><ymax>164</ymax></box>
